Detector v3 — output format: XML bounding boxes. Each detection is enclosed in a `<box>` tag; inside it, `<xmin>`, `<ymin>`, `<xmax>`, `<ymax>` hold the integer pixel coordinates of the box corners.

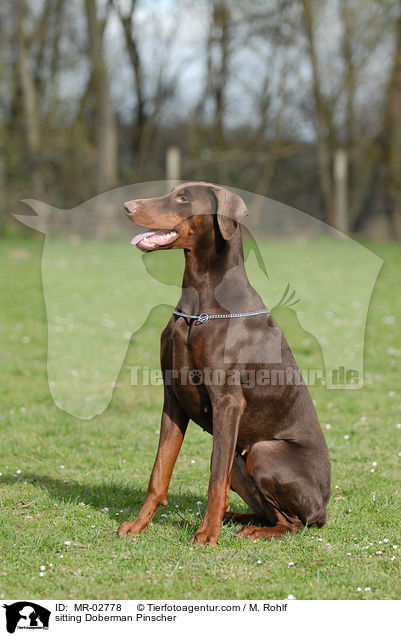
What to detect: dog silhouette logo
<box><xmin>2</xmin><ymin>602</ymin><xmax>50</xmax><ymax>633</ymax></box>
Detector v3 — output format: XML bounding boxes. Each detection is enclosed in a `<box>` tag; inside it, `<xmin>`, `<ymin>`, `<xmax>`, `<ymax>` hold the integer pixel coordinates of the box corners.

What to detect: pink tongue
<box><xmin>131</xmin><ymin>229</ymin><xmax>178</xmax><ymax>247</ymax></box>
<box><xmin>131</xmin><ymin>231</ymin><xmax>152</xmax><ymax>245</ymax></box>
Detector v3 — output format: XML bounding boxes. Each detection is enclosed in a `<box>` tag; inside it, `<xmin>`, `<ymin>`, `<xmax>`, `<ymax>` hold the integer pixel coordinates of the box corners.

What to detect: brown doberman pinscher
<box><xmin>118</xmin><ymin>182</ymin><xmax>331</xmax><ymax>545</ymax></box>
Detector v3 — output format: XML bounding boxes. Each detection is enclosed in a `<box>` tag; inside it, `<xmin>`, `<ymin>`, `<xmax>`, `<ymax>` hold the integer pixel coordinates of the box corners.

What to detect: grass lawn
<box><xmin>0</xmin><ymin>233</ymin><xmax>400</xmax><ymax>600</ymax></box>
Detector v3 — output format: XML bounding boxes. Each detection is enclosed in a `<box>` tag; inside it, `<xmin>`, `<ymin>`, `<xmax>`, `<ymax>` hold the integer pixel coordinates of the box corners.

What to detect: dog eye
<box><xmin>177</xmin><ymin>194</ymin><xmax>189</xmax><ymax>203</ymax></box>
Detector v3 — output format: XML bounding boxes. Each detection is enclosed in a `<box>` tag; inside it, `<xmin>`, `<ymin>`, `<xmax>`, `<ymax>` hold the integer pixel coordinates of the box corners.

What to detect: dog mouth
<box><xmin>131</xmin><ymin>229</ymin><xmax>179</xmax><ymax>251</ymax></box>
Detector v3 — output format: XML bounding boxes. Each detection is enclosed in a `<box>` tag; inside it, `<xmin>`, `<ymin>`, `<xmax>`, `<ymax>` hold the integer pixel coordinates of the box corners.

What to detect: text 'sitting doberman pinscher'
<box><xmin>118</xmin><ymin>182</ymin><xmax>331</xmax><ymax>546</ymax></box>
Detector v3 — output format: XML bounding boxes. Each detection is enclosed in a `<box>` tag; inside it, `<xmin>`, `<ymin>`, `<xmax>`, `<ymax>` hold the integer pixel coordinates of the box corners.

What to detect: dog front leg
<box><xmin>117</xmin><ymin>391</ymin><xmax>188</xmax><ymax>538</ymax></box>
<box><xmin>190</xmin><ymin>392</ymin><xmax>246</xmax><ymax>546</ymax></box>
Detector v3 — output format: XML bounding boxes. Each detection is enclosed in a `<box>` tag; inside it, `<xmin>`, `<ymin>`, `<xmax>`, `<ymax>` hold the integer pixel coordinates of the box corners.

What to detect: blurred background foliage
<box><xmin>1</xmin><ymin>0</ymin><xmax>401</xmax><ymax>238</ymax></box>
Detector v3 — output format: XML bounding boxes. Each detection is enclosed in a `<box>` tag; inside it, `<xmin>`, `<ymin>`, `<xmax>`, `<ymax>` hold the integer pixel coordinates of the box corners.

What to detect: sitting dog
<box><xmin>118</xmin><ymin>182</ymin><xmax>331</xmax><ymax>545</ymax></box>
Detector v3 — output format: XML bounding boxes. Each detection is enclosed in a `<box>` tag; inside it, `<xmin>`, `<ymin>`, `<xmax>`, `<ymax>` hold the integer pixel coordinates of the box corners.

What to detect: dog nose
<box><xmin>124</xmin><ymin>201</ymin><xmax>136</xmax><ymax>216</ymax></box>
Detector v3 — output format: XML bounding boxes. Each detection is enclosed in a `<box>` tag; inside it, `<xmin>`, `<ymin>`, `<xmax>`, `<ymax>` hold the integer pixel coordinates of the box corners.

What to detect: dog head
<box><xmin>124</xmin><ymin>182</ymin><xmax>248</xmax><ymax>252</ymax></box>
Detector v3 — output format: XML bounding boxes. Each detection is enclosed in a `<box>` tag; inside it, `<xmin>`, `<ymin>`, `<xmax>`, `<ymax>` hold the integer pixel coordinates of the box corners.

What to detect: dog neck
<box><xmin>179</xmin><ymin>226</ymin><xmax>264</xmax><ymax>315</ymax></box>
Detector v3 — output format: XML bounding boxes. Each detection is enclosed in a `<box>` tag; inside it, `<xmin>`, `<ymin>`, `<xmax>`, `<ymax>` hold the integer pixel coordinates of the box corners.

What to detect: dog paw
<box><xmin>234</xmin><ymin>525</ymin><xmax>261</xmax><ymax>539</ymax></box>
<box><xmin>189</xmin><ymin>527</ymin><xmax>220</xmax><ymax>546</ymax></box>
<box><xmin>116</xmin><ymin>521</ymin><xmax>142</xmax><ymax>538</ymax></box>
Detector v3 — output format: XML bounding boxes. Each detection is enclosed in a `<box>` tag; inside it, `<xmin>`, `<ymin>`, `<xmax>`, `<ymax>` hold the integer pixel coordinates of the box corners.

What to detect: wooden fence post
<box><xmin>334</xmin><ymin>148</ymin><xmax>349</xmax><ymax>234</ymax></box>
<box><xmin>166</xmin><ymin>146</ymin><xmax>181</xmax><ymax>184</ymax></box>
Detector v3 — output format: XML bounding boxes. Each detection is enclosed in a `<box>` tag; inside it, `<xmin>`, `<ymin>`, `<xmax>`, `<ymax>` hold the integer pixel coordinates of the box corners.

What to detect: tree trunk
<box><xmin>212</xmin><ymin>0</ymin><xmax>230</xmax><ymax>149</ymax></box>
<box><xmin>85</xmin><ymin>0</ymin><xmax>118</xmax><ymax>193</ymax></box>
<box><xmin>388</xmin><ymin>15</ymin><xmax>401</xmax><ymax>237</ymax></box>
<box><xmin>15</xmin><ymin>0</ymin><xmax>42</xmax><ymax>197</ymax></box>
<box><xmin>301</xmin><ymin>0</ymin><xmax>335</xmax><ymax>226</ymax></box>
<box><xmin>113</xmin><ymin>0</ymin><xmax>147</xmax><ymax>158</ymax></box>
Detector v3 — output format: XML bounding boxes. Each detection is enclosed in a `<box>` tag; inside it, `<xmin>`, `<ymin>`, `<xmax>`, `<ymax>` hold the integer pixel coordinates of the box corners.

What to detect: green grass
<box><xmin>0</xmin><ymin>234</ymin><xmax>400</xmax><ymax>599</ymax></box>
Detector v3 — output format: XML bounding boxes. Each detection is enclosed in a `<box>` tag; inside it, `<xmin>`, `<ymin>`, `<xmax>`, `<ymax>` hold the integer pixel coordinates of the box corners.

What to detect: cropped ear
<box><xmin>210</xmin><ymin>186</ymin><xmax>248</xmax><ymax>240</ymax></box>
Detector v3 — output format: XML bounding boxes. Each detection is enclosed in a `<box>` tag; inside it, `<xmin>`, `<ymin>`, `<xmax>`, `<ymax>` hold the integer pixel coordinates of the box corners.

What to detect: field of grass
<box><xmin>0</xmin><ymin>232</ymin><xmax>400</xmax><ymax>600</ymax></box>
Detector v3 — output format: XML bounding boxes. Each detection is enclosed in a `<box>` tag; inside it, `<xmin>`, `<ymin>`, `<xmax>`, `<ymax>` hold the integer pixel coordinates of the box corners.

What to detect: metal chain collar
<box><xmin>173</xmin><ymin>309</ymin><xmax>270</xmax><ymax>325</ymax></box>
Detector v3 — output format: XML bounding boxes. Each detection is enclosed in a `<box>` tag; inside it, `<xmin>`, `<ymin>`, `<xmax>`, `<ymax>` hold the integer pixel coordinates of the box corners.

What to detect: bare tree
<box><xmin>0</xmin><ymin>0</ymin><xmax>399</xmax><ymax>238</ymax></box>
<box><xmin>387</xmin><ymin>12</ymin><xmax>401</xmax><ymax>236</ymax></box>
<box><xmin>112</xmin><ymin>0</ymin><xmax>146</xmax><ymax>158</ymax></box>
<box><xmin>300</xmin><ymin>0</ymin><xmax>335</xmax><ymax>226</ymax></box>
<box><xmin>85</xmin><ymin>0</ymin><xmax>118</xmax><ymax>193</ymax></box>
<box><xmin>15</xmin><ymin>0</ymin><xmax>42</xmax><ymax>197</ymax></box>
<box><xmin>208</xmin><ymin>0</ymin><xmax>230</xmax><ymax>149</ymax></box>
<box><xmin>194</xmin><ymin>0</ymin><xmax>232</xmax><ymax>152</ymax></box>
<box><xmin>112</xmin><ymin>0</ymin><xmax>180</xmax><ymax>176</ymax></box>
